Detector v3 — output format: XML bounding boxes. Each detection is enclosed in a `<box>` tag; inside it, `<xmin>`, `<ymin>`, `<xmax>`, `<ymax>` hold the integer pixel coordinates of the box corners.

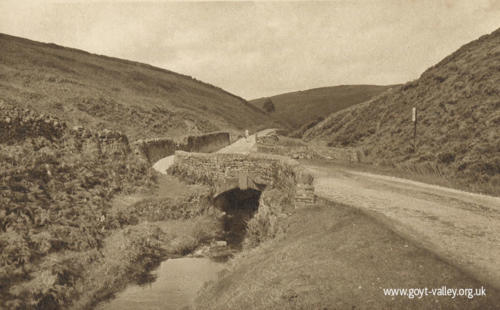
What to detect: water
<box><xmin>96</xmin><ymin>188</ymin><xmax>260</xmax><ymax>309</ymax></box>
<box><xmin>96</xmin><ymin>257</ymin><xmax>225</xmax><ymax>310</ymax></box>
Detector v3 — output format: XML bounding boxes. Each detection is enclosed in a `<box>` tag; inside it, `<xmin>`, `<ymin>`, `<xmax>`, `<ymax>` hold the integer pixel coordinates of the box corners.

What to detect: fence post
<box><xmin>412</xmin><ymin>107</ymin><xmax>417</xmax><ymax>152</ymax></box>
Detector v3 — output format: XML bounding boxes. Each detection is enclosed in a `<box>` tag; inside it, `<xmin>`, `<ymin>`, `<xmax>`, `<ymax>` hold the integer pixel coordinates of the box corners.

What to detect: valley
<box><xmin>1</xmin><ymin>21</ymin><xmax>499</xmax><ymax>310</ymax></box>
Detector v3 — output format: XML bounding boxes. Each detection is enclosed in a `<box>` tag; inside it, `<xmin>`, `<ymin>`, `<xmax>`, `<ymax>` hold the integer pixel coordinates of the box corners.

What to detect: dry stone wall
<box><xmin>256</xmin><ymin>144</ymin><xmax>319</xmax><ymax>160</ymax></box>
<box><xmin>313</xmin><ymin>145</ymin><xmax>360</xmax><ymax>162</ymax></box>
<box><xmin>0</xmin><ymin>101</ymin><xmax>65</xmax><ymax>143</ymax></box>
<box><xmin>256</xmin><ymin>134</ymin><xmax>319</xmax><ymax>160</ymax></box>
<box><xmin>0</xmin><ymin>101</ymin><xmax>133</xmax><ymax>159</ymax></box>
<box><xmin>69</xmin><ymin>126</ymin><xmax>131</xmax><ymax>159</ymax></box>
<box><xmin>132</xmin><ymin>131</ymin><xmax>230</xmax><ymax>164</ymax></box>
<box><xmin>255</xmin><ymin>132</ymin><xmax>360</xmax><ymax>163</ymax></box>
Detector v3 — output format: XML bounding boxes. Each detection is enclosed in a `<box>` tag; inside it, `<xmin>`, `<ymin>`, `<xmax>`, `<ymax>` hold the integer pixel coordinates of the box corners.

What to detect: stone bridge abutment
<box><xmin>168</xmin><ymin>151</ymin><xmax>316</xmax><ymax>208</ymax></box>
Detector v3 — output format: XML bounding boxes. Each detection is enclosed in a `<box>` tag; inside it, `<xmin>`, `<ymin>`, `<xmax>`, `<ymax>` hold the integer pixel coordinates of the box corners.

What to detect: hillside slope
<box><xmin>303</xmin><ymin>28</ymin><xmax>500</xmax><ymax>194</ymax></box>
<box><xmin>250</xmin><ymin>85</ymin><xmax>393</xmax><ymax>129</ymax></box>
<box><xmin>0</xmin><ymin>33</ymin><xmax>276</xmax><ymax>140</ymax></box>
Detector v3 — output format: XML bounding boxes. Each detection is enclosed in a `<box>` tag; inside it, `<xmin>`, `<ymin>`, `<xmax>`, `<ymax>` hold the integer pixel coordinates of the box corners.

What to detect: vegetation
<box><xmin>250</xmin><ymin>85</ymin><xmax>393</xmax><ymax>129</ymax></box>
<box><xmin>288</xmin><ymin>116</ymin><xmax>324</xmax><ymax>138</ymax></box>
<box><xmin>244</xmin><ymin>189</ymin><xmax>291</xmax><ymax>248</ymax></box>
<box><xmin>261</xmin><ymin>98</ymin><xmax>275</xmax><ymax>113</ymax></box>
<box><xmin>0</xmin><ymin>102</ymin><xmax>221</xmax><ymax>309</ymax></box>
<box><xmin>196</xmin><ymin>201</ymin><xmax>500</xmax><ymax>309</ymax></box>
<box><xmin>0</xmin><ymin>33</ymin><xmax>278</xmax><ymax>141</ymax></box>
<box><xmin>303</xmin><ymin>28</ymin><xmax>500</xmax><ymax>195</ymax></box>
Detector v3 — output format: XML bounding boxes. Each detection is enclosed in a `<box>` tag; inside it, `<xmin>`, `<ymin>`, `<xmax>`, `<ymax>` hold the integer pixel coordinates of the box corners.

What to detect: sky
<box><xmin>1</xmin><ymin>1</ymin><xmax>499</xmax><ymax>99</ymax></box>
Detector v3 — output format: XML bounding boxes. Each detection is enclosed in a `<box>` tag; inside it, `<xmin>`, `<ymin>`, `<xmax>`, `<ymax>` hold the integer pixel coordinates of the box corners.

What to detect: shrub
<box><xmin>262</xmin><ymin>98</ymin><xmax>276</xmax><ymax>113</ymax></box>
<box><xmin>0</xmin><ymin>104</ymin><xmax>156</xmax><ymax>308</ymax></box>
<box><xmin>437</xmin><ymin>152</ymin><xmax>455</xmax><ymax>164</ymax></box>
<box><xmin>244</xmin><ymin>189</ymin><xmax>289</xmax><ymax>248</ymax></box>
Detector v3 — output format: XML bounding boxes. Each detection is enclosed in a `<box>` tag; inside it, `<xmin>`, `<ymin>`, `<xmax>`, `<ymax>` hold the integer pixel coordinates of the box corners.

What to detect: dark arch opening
<box><xmin>214</xmin><ymin>188</ymin><xmax>261</xmax><ymax>249</ymax></box>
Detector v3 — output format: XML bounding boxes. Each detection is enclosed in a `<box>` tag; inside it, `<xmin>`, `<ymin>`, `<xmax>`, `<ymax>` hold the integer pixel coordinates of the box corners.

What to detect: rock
<box><xmin>215</xmin><ymin>240</ymin><xmax>227</xmax><ymax>247</ymax></box>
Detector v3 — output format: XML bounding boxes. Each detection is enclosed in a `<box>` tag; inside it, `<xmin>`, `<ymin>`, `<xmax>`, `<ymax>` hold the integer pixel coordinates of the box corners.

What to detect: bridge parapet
<box><xmin>133</xmin><ymin>131</ymin><xmax>230</xmax><ymax>164</ymax></box>
<box><xmin>169</xmin><ymin>151</ymin><xmax>315</xmax><ymax>208</ymax></box>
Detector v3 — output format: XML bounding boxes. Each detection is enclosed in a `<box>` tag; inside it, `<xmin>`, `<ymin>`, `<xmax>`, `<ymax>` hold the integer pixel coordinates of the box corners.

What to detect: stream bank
<box><xmin>93</xmin><ymin>176</ymin><xmax>269</xmax><ymax>309</ymax></box>
<box><xmin>195</xmin><ymin>199</ymin><xmax>500</xmax><ymax>309</ymax></box>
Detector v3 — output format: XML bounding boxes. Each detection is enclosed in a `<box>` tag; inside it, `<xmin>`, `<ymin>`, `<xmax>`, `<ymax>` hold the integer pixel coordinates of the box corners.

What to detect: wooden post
<box><xmin>412</xmin><ymin>107</ymin><xmax>417</xmax><ymax>152</ymax></box>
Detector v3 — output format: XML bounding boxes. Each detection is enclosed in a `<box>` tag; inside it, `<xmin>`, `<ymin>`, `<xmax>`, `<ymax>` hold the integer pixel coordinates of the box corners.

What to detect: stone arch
<box><xmin>212</xmin><ymin>173</ymin><xmax>267</xmax><ymax>199</ymax></box>
<box><xmin>214</xmin><ymin>187</ymin><xmax>262</xmax><ymax>248</ymax></box>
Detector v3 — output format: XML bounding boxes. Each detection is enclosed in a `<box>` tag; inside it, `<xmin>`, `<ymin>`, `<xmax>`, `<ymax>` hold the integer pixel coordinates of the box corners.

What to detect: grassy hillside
<box><xmin>250</xmin><ymin>85</ymin><xmax>393</xmax><ymax>129</ymax></box>
<box><xmin>0</xmin><ymin>33</ymin><xmax>276</xmax><ymax>140</ymax></box>
<box><xmin>196</xmin><ymin>201</ymin><xmax>500</xmax><ymax>309</ymax></box>
<box><xmin>303</xmin><ymin>28</ymin><xmax>500</xmax><ymax>194</ymax></box>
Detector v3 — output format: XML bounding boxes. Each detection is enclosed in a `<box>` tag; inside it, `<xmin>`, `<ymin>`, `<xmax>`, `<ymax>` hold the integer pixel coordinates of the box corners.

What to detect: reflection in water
<box><xmin>97</xmin><ymin>189</ymin><xmax>261</xmax><ymax>309</ymax></box>
<box><xmin>96</xmin><ymin>258</ymin><xmax>224</xmax><ymax>310</ymax></box>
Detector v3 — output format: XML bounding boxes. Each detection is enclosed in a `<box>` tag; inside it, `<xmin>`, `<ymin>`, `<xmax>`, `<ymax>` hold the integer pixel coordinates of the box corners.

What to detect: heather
<box><xmin>303</xmin><ymin>28</ymin><xmax>500</xmax><ymax>195</ymax></box>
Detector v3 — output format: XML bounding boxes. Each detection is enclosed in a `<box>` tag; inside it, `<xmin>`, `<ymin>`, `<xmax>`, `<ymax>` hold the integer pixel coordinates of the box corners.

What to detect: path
<box><xmin>216</xmin><ymin>129</ymin><xmax>275</xmax><ymax>154</ymax></box>
<box><xmin>305</xmin><ymin>163</ymin><xmax>500</xmax><ymax>289</ymax></box>
<box><xmin>152</xmin><ymin>129</ymin><xmax>276</xmax><ymax>174</ymax></box>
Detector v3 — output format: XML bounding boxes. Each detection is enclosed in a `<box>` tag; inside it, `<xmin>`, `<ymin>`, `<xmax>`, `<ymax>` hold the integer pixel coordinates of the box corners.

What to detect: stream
<box><xmin>96</xmin><ymin>188</ymin><xmax>261</xmax><ymax>310</ymax></box>
<box><xmin>95</xmin><ymin>257</ymin><xmax>225</xmax><ymax>310</ymax></box>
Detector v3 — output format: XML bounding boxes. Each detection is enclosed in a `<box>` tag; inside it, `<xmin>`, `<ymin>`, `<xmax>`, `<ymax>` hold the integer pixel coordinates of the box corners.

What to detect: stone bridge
<box><xmin>133</xmin><ymin>131</ymin><xmax>230</xmax><ymax>164</ymax></box>
<box><xmin>168</xmin><ymin>151</ymin><xmax>316</xmax><ymax>207</ymax></box>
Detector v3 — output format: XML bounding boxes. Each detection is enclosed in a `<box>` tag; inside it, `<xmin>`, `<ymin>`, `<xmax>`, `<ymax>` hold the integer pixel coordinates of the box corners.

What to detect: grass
<box><xmin>0</xmin><ymin>32</ymin><xmax>278</xmax><ymax>141</ymax></box>
<box><xmin>302</xmin><ymin>28</ymin><xmax>500</xmax><ymax>196</ymax></box>
<box><xmin>196</xmin><ymin>200</ymin><xmax>500</xmax><ymax>309</ymax></box>
<box><xmin>250</xmin><ymin>84</ymin><xmax>393</xmax><ymax>130</ymax></box>
<box><xmin>71</xmin><ymin>215</ymin><xmax>222</xmax><ymax>310</ymax></box>
<box><xmin>301</xmin><ymin>157</ymin><xmax>492</xmax><ymax>196</ymax></box>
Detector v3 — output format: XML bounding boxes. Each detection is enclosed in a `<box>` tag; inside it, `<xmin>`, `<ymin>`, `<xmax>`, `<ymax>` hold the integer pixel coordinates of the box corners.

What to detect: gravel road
<box><xmin>306</xmin><ymin>164</ymin><xmax>500</xmax><ymax>290</ymax></box>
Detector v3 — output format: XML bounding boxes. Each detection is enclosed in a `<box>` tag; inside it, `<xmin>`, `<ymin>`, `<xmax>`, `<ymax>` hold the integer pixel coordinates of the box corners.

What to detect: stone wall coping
<box><xmin>132</xmin><ymin>131</ymin><xmax>229</xmax><ymax>145</ymax></box>
<box><xmin>174</xmin><ymin>150</ymin><xmax>301</xmax><ymax>166</ymax></box>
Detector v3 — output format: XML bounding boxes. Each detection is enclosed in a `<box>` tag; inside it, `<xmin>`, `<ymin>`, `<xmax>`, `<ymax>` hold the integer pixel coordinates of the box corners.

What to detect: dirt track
<box><xmin>306</xmin><ymin>163</ymin><xmax>500</xmax><ymax>290</ymax></box>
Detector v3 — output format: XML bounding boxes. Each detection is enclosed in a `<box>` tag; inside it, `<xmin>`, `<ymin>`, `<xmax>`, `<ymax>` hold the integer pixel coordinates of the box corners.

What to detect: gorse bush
<box><xmin>437</xmin><ymin>152</ymin><xmax>455</xmax><ymax>164</ymax></box>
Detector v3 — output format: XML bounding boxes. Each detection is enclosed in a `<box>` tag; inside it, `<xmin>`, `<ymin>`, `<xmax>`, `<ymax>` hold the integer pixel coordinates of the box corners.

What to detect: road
<box><xmin>216</xmin><ymin>128</ymin><xmax>276</xmax><ymax>154</ymax></box>
<box><xmin>153</xmin><ymin>129</ymin><xmax>500</xmax><ymax>289</ymax></box>
<box><xmin>305</xmin><ymin>163</ymin><xmax>500</xmax><ymax>289</ymax></box>
<box><xmin>152</xmin><ymin>129</ymin><xmax>276</xmax><ymax>174</ymax></box>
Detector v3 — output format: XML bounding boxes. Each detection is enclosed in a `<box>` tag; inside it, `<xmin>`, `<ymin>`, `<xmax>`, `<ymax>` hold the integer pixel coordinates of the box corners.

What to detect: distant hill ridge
<box><xmin>34</xmin><ymin>37</ymin><xmax>248</xmax><ymax>105</ymax></box>
<box><xmin>303</xmin><ymin>27</ymin><xmax>500</xmax><ymax>194</ymax></box>
<box><xmin>250</xmin><ymin>84</ymin><xmax>393</xmax><ymax>129</ymax></box>
<box><xmin>0</xmin><ymin>33</ymin><xmax>277</xmax><ymax>140</ymax></box>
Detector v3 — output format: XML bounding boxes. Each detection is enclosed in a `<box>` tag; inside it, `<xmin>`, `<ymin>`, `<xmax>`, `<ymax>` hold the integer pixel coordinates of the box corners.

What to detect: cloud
<box><xmin>0</xmin><ymin>0</ymin><xmax>499</xmax><ymax>99</ymax></box>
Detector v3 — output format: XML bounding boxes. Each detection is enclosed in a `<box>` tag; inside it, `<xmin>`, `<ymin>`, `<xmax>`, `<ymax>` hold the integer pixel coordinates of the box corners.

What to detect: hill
<box><xmin>303</xmin><ymin>28</ymin><xmax>500</xmax><ymax>194</ymax></box>
<box><xmin>0</xmin><ymin>33</ymin><xmax>276</xmax><ymax>140</ymax></box>
<box><xmin>250</xmin><ymin>85</ymin><xmax>393</xmax><ymax>130</ymax></box>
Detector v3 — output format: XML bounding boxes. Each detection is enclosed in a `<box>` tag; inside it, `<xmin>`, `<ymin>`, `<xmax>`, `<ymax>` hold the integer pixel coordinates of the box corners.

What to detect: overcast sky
<box><xmin>1</xmin><ymin>1</ymin><xmax>499</xmax><ymax>99</ymax></box>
